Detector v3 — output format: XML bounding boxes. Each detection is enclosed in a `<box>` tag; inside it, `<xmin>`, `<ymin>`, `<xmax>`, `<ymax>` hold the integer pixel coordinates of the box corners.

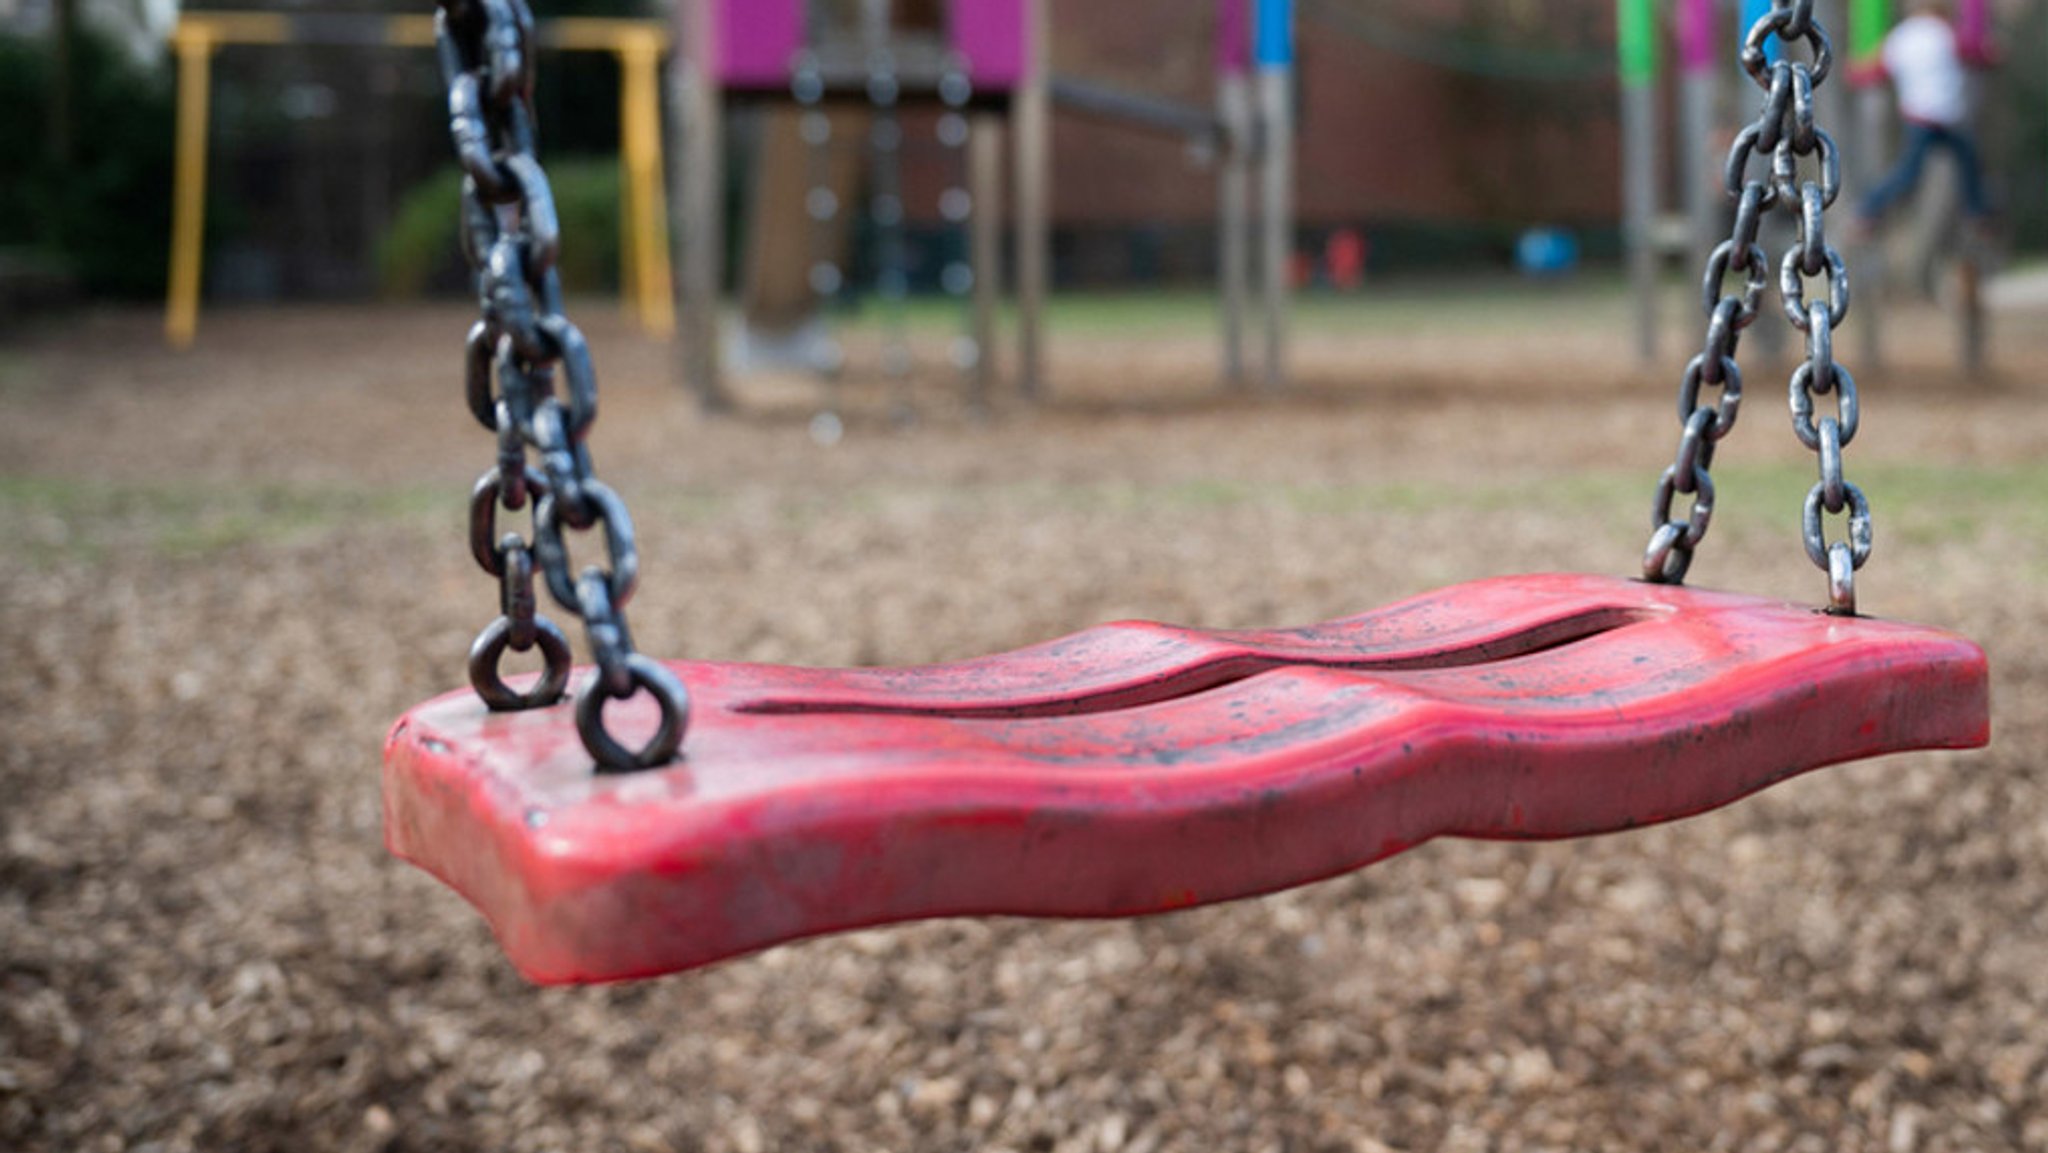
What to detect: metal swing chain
<box><xmin>937</xmin><ymin>60</ymin><xmax>982</xmax><ymax>375</ymax></box>
<box><xmin>1644</xmin><ymin>0</ymin><xmax>1871</xmax><ymax>615</ymax></box>
<box><xmin>794</xmin><ymin>53</ymin><xmax>852</xmax><ymax>443</ymax></box>
<box><xmin>869</xmin><ymin>46</ymin><xmax>914</xmax><ymax>387</ymax></box>
<box><xmin>434</xmin><ymin>0</ymin><xmax>689</xmax><ymax>770</ymax></box>
<box><xmin>794</xmin><ymin>53</ymin><xmax>846</xmax><ymax>341</ymax></box>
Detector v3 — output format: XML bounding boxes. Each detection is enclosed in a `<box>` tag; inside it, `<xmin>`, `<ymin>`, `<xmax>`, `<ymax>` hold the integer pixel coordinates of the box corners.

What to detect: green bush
<box><xmin>375</xmin><ymin>159</ymin><xmax>623</xmax><ymax>298</ymax></box>
<box><xmin>0</xmin><ymin>31</ymin><xmax>175</xmax><ymax>298</ymax></box>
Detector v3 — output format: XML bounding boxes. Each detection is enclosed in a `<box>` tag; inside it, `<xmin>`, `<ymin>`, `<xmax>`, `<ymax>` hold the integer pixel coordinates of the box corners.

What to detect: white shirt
<box><xmin>1884</xmin><ymin>15</ymin><xmax>1969</xmax><ymax>127</ymax></box>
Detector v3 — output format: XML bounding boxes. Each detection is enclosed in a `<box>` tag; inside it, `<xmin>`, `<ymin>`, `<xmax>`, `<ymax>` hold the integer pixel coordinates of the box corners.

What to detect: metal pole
<box><xmin>1678</xmin><ymin>0</ymin><xmax>1721</xmax><ymax>270</ymax></box>
<box><xmin>863</xmin><ymin>0</ymin><xmax>914</xmax><ymax>418</ymax></box>
<box><xmin>1851</xmin><ymin>0</ymin><xmax>1891</xmax><ymax>371</ymax></box>
<box><xmin>1809</xmin><ymin>0</ymin><xmax>1872</xmax><ymax>369</ymax></box>
<box><xmin>166</xmin><ymin>26</ymin><xmax>214</xmax><ymax>350</ymax></box>
<box><xmin>1618</xmin><ymin>0</ymin><xmax>1659</xmax><ymax>364</ymax></box>
<box><xmin>1817</xmin><ymin>0</ymin><xmax>1858</xmax><ymax>367</ymax></box>
<box><xmin>1255</xmin><ymin>0</ymin><xmax>1293</xmax><ymax>391</ymax></box>
<box><xmin>1736</xmin><ymin>0</ymin><xmax>1791</xmax><ymax>361</ymax></box>
<box><xmin>1217</xmin><ymin>0</ymin><xmax>1251</xmax><ymax>388</ymax></box>
<box><xmin>1014</xmin><ymin>0</ymin><xmax>1050</xmax><ymax>400</ymax></box>
<box><xmin>969</xmin><ymin>112</ymin><xmax>1004</xmax><ymax>410</ymax></box>
<box><xmin>675</xmin><ymin>49</ymin><xmax>728</xmax><ymax>410</ymax></box>
<box><xmin>1219</xmin><ymin>74</ymin><xmax>1251</xmax><ymax>388</ymax></box>
<box><xmin>1814</xmin><ymin>0</ymin><xmax>1853</xmax><ymax>149</ymax></box>
<box><xmin>1956</xmin><ymin>0</ymin><xmax>1988</xmax><ymax>377</ymax></box>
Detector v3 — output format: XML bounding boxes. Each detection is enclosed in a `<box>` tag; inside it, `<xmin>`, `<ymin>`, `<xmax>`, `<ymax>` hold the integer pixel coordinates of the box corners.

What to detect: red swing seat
<box><xmin>383</xmin><ymin>572</ymin><xmax>1987</xmax><ymax>984</ymax></box>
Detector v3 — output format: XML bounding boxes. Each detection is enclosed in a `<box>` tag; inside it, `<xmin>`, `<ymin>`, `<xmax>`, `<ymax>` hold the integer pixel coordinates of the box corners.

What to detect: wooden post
<box><xmin>166</xmin><ymin>25</ymin><xmax>215</xmax><ymax>350</ymax></box>
<box><xmin>619</xmin><ymin>79</ymin><xmax>640</xmax><ymax>322</ymax></box>
<box><xmin>620</xmin><ymin>32</ymin><xmax>676</xmax><ymax>339</ymax></box>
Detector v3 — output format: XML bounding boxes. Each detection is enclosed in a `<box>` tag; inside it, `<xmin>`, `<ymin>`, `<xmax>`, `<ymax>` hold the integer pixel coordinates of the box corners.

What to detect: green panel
<box><xmin>1617</xmin><ymin>0</ymin><xmax>1659</xmax><ymax>86</ymax></box>
<box><xmin>1851</xmin><ymin>0</ymin><xmax>1893</xmax><ymax>56</ymax></box>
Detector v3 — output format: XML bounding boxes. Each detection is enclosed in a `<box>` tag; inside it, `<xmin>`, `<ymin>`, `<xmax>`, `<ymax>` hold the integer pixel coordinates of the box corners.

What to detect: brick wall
<box><xmin>1040</xmin><ymin>0</ymin><xmax>1625</xmax><ymax>229</ymax></box>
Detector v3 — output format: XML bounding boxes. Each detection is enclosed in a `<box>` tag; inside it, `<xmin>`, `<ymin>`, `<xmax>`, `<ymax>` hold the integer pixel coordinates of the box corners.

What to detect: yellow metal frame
<box><xmin>165</xmin><ymin>13</ymin><xmax>674</xmax><ymax>347</ymax></box>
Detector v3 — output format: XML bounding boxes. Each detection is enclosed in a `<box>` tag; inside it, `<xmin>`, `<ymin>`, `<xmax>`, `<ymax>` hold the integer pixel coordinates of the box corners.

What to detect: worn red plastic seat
<box><xmin>383</xmin><ymin>573</ymin><xmax>1987</xmax><ymax>984</ymax></box>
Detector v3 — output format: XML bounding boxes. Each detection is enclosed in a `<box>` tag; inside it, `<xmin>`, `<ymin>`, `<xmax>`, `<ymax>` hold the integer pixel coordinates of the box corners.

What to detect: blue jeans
<box><xmin>1860</xmin><ymin>122</ymin><xmax>1992</xmax><ymax>222</ymax></box>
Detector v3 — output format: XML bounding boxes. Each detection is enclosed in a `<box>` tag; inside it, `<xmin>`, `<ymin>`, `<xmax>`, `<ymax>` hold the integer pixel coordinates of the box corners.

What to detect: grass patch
<box><xmin>12</xmin><ymin>456</ymin><xmax>2036</xmax><ymax>570</ymax></box>
<box><xmin>834</xmin><ymin>276</ymin><xmax>1640</xmax><ymax>341</ymax></box>
<box><xmin>823</xmin><ymin>459</ymin><xmax>2045</xmax><ymax>552</ymax></box>
<box><xmin>0</xmin><ymin>476</ymin><xmax>444</xmax><ymax>565</ymax></box>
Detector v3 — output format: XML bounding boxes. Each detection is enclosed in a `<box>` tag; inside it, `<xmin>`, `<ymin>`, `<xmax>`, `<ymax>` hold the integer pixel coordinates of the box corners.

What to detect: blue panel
<box><xmin>1741</xmin><ymin>0</ymin><xmax>1784</xmax><ymax>64</ymax></box>
<box><xmin>1255</xmin><ymin>0</ymin><xmax>1293</xmax><ymax>67</ymax></box>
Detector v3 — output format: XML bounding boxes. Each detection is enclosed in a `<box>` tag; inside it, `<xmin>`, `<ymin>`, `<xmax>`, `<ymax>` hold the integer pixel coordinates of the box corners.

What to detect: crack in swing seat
<box><xmin>383</xmin><ymin>572</ymin><xmax>1988</xmax><ymax>985</ymax></box>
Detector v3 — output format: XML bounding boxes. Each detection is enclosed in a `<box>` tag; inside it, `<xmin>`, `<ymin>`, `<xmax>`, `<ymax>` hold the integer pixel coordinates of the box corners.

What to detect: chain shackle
<box><xmin>434</xmin><ymin>0</ymin><xmax>687</xmax><ymax>768</ymax></box>
<box><xmin>1645</xmin><ymin>0</ymin><xmax>1871</xmax><ymax>614</ymax></box>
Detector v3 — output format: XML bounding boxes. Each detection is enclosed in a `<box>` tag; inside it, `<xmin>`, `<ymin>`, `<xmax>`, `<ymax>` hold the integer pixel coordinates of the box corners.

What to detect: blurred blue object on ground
<box><xmin>1516</xmin><ymin>228</ymin><xmax>1579</xmax><ymax>278</ymax></box>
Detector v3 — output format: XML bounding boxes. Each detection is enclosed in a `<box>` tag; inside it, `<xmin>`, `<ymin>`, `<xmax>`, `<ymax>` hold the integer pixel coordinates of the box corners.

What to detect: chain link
<box><xmin>434</xmin><ymin>0</ymin><xmax>689</xmax><ymax>769</ymax></box>
<box><xmin>1644</xmin><ymin>0</ymin><xmax>1871</xmax><ymax>615</ymax></box>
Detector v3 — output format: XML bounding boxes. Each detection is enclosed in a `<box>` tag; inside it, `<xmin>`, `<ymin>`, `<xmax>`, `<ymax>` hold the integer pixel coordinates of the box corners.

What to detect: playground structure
<box><xmin>158</xmin><ymin>1</ymin><xmax>2009</xmax><ymax>386</ymax></box>
<box><xmin>160</xmin><ymin>0</ymin><xmax>1302</xmax><ymax>400</ymax></box>
<box><xmin>385</xmin><ymin>0</ymin><xmax>1985</xmax><ymax>984</ymax></box>
<box><xmin>672</xmin><ymin>0</ymin><xmax>1036</xmax><ymax>414</ymax></box>
<box><xmin>16</xmin><ymin>3</ymin><xmax>2045</xmax><ymax>1141</ymax></box>
<box><xmin>1622</xmin><ymin>0</ymin><xmax>1997</xmax><ymax>375</ymax></box>
<box><xmin>676</xmin><ymin>0</ymin><xmax>1299</xmax><ymax>413</ymax></box>
<box><xmin>162</xmin><ymin>11</ymin><xmax>678</xmax><ymax>348</ymax></box>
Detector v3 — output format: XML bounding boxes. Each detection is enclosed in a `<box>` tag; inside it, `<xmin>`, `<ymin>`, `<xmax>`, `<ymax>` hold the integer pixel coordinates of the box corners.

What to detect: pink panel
<box><xmin>1215</xmin><ymin>0</ymin><xmax>1250</xmax><ymax>75</ymax></box>
<box><xmin>1957</xmin><ymin>0</ymin><xmax>1993</xmax><ymax>65</ymax></box>
<box><xmin>1678</xmin><ymin>0</ymin><xmax>1718</xmax><ymax>74</ymax></box>
<box><xmin>714</xmin><ymin>0</ymin><xmax>803</xmax><ymax>88</ymax></box>
<box><xmin>950</xmin><ymin>0</ymin><xmax>1029</xmax><ymax>92</ymax></box>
